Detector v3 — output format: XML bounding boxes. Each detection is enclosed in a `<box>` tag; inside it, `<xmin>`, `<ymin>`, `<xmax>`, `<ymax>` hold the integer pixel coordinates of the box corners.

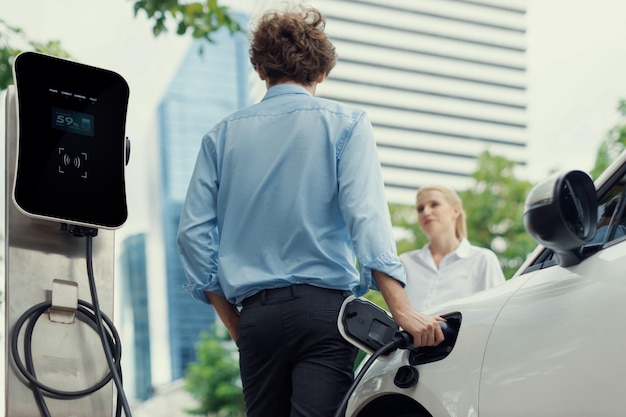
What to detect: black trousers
<box><xmin>238</xmin><ymin>284</ymin><xmax>358</xmax><ymax>417</ymax></box>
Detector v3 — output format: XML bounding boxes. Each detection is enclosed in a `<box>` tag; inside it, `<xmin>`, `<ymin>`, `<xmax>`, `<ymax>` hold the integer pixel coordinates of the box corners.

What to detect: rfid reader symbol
<box><xmin>58</xmin><ymin>147</ymin><xmax>88</xmax><ymax>179</ymax></box>
<box><xmin>63</xmin><ymin>154</ymin><xmax>82</xmax><ymax>169</ymax></box>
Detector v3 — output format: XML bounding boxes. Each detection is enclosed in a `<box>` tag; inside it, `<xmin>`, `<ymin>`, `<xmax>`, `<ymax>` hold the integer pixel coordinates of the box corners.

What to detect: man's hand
<box><xmin>205</xmin><ymin>291</ymin><xmax>240</xmax><ymax>342</ymax></box>
<box><xmin>373</xmin><ymin>270</ymin><xmax>444</xmax><ymax>347</ymax></box>
<box><xmin>393</xmin><ymin>308</ymin><xmax>445</xmax><ymax>347</ymax></box>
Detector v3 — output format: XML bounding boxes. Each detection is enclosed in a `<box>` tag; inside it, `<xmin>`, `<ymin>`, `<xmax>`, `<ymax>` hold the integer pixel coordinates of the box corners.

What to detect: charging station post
<box><xmin>4</xmin><ymin>52</ymin><xmax>131</xmax><ymax>416</ymax></box>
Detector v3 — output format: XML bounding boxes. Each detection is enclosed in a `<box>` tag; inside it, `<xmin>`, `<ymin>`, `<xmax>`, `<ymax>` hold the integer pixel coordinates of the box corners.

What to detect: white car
<box><xmin>343</xmin><ymin>150</ymin><xmax>626</xmax><ymax>417</ymax></box>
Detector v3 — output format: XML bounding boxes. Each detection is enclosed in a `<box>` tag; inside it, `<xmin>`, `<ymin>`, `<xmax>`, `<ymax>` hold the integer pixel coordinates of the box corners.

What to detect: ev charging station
<box><xmin>4</xmin><ymin>52</ymin><xmax>132</xmax><ymax>416</ymax></box>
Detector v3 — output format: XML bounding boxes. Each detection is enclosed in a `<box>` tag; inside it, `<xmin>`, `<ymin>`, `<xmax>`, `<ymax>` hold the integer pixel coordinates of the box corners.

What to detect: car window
<box><xmin>589</xmin><ymin>188</ymin><xmax>626</xmax><ymax>245</ymax></box>
<box><xmin>521</xmin><ymin>168</ymin><xmax>626</xmax><ymax>274</ymax></box>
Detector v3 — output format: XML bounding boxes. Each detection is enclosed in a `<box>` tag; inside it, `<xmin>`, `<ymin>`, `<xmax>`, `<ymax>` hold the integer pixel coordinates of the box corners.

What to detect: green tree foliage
<box><xmin>590</xmin><ymin>99</ymin><xmax>626</xmax><ymax>179</ymax></box>
<box><xmin>184</xmin><ymin>330</ymin><xmax>244</xmax><ymax>416</ymax></box>
<box><xmin>362</xmin><ymin>289</ymin><xmax>387</xmax><ymax>310</ymax></box>
<box><xmin>0</xmin><ymin>19</ymin><xmax>71</xmax><ymax>90</ymax></box>
<box><xmin>391</xmin><ymin>151</ymin><xmax>536</xmax><ymax>279</ymax></box>
<box><xmin>132</xmin><ymin>0</ymin><xmax>242</xmax><ymax>41</ymax></box>
<box><xmin>460</xmin><ymin>151</ymin><xmax>536</xmax><ymax>278</ymax></box>
<box><xmin>389</xmin><ymin>202</ymin><xmax>429</xmax><ymax>256</ymax></box>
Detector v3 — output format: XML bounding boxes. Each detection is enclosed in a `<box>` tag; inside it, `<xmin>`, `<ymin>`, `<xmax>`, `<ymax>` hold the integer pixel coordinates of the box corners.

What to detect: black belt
<box><xmin>241</xmin><ymin>284</ymin><xmax>351</xmax><ymax>307</ymax></box>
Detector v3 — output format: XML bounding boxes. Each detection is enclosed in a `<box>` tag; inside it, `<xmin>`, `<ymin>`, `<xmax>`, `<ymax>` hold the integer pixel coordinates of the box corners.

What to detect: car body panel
<box><xmin>480</xmin><ymin>241</ymin><xmax>626</xmax><ymax>416</ymax></box>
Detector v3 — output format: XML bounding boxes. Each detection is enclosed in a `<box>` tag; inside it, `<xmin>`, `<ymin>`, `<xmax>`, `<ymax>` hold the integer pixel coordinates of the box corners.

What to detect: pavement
<box><xmin>131</xmin><ymin>380</ymin><xmax>198</xmax><ymax>417</ymax></box>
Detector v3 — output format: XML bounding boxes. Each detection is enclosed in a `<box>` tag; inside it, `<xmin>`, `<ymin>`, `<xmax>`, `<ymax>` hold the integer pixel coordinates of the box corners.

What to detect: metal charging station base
<box><xmin>4</xmin><ymin>86</ymin><xmax>116</xmax><ymax>416</ymax></box>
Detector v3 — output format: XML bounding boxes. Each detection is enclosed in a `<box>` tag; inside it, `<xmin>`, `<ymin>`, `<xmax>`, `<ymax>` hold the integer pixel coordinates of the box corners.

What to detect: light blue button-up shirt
<box><xmin>177</xmin><ymin>84</ymin><xmax>405</xmax><ymax>305</ymax></box>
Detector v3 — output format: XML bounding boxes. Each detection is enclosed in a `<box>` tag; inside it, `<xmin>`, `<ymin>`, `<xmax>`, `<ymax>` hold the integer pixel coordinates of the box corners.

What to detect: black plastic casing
<box><xmin>12</xmin><ymin>52</ymin><xmax>129</xmax><ymax>229</ymax></box>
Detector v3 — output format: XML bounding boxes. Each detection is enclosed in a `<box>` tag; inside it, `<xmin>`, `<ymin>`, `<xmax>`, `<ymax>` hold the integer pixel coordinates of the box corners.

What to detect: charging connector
<box><xmin>335</xmin><ymin>297</ymin><xmax>461</xmax><ymax>417</ymax></box>
<box><xmin>338</xmin><ymin>296</ymin><xmax>400</xmax><ymax>356</ymax></box>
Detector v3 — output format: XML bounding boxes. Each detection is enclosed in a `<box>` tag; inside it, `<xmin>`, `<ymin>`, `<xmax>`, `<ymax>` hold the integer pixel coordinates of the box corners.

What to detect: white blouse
<box><xmin>399</xmin><ymin>239</ymin><xmax>505</xmax><ymax>311</ymax></box>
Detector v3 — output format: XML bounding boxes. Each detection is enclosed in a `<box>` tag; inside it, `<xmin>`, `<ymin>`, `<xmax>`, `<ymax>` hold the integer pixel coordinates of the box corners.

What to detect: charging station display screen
<box><xmin>51</xmin><ymin>107</ymin><xmax>95</xmax><ymax>137</ymax></box>
<box><xmin>13</xmin><ymin>52</ymin><xmax>129</xmax><ymax>229</ymax></box>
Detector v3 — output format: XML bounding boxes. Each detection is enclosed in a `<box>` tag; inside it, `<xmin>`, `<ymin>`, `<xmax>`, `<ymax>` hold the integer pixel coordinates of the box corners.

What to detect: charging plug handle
<box><xmin>394</xmin><ymin>320</ymin><xmax>451</xmax><ymax>349</ymax></box>
<box><xmin>391</xmin><ymin>330</ymin><xmax>413</xmax><ymax>350</ymax></box>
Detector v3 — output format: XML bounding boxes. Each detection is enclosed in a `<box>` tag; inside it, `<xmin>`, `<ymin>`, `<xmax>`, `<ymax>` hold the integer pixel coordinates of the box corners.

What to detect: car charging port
<box><xmin>408</xmin><ymin>311</ymin><xmax>462</xmax><ymax>366</ymax></box>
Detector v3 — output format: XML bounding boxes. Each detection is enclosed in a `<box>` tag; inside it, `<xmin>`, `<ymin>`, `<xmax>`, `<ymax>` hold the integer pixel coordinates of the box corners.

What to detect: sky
<box><xmin>2</xmin><ymin>0</ymin><xmax>626</xmax><ymax>395</ymax></box>
<box><xmin>525</xmin><ymin>1</ymin><xmax>626</xmax><ymax>180</ymax></box>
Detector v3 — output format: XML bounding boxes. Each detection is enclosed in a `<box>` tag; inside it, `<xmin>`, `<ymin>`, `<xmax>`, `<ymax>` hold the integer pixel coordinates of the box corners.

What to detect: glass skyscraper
<box><xmin>328</xmin><ymin>0</ymin><xmax>527</xmax><ymax>203</ymax></box>
<box><xmin>157</xmin><ymin>22</ymin><xmax>251</xmax><ymax>380</ymax></box>
<box><xmin>118</xmin><ymin>233</ymin><xmax>153</xmax><ymax>401</ymax></box>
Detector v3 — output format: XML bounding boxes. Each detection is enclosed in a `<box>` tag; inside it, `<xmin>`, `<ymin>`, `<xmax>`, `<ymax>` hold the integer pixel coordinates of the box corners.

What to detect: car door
<box><xmin>478</xmin><ymin>171</ymin><xmax>626</xmax><ymax>416</ymax></box>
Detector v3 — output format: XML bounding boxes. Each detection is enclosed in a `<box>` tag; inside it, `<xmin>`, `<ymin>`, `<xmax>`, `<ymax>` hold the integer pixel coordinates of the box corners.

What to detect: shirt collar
<box><xmin>455</xmin><ymin>238</ymin><xmax>471</xmax><ymax>258</ymax></box>
<box><xmin>262</xmin><ymin>84</ymin><xmax>312</xmax><ymax>101</ymax></box>
<box><xmin>419</xmin><ymin>238</ymin><xmax>471</xmax><ymax>261</ymax></box>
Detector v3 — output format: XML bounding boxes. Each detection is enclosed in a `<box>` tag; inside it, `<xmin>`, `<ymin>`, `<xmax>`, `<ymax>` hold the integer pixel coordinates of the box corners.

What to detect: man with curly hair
<box><xmin>177</xmin><ymin>5</ymin><xmax>444</xmax><ymax>417</ymax></box>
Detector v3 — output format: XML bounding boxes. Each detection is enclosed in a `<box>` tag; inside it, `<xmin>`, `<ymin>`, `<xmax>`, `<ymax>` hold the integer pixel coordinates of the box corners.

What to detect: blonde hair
<box><xmin>416</xmin><ymin>185</ymin><xmax>467</xmax><ymax>239</ymax></box>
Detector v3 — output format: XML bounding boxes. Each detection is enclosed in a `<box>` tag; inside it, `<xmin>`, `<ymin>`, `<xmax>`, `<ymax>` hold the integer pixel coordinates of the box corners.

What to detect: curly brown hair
<box><xmin>249</xmin><ymin>5</ymin><xmax>337</xmax><ymax>86</ymax></box>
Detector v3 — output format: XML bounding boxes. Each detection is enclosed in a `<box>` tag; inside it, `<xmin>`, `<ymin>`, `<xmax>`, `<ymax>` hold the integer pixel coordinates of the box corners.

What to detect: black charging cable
<box><xmin>333</xmin><ymin>330</ymin><xmax>414</xmax><ymax>417</ymax></box>
<box><xmin>9</xmin><ymin>225</ymin><xmax>132</xmax><ymax>416</ymax></box>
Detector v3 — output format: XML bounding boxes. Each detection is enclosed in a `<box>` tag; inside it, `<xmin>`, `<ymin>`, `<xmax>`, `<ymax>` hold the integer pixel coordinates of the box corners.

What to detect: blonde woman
<box><xmin>400</xmin><ymin>185</ymin><xmax>505</xmax><ymax>311</ymax></box>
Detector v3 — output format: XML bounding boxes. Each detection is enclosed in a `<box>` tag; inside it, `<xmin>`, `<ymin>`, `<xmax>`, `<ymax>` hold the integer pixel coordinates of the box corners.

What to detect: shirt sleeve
<box><xmin>176</xmin><ymin>134</ymin><xmax>224</xmax><ymax>304</ymax></box>
<box><xmin>336</xmin><ymin>112</ymin><xmax>406</xmax><ymax>296</ymax></box>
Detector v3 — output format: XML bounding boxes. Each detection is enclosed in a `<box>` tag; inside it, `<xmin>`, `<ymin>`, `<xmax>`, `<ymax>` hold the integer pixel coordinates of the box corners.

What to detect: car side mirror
<box><xmin>524</xmin><ymin>170</ymin><xmax>597</xmax><ymax>267</ymax></box>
